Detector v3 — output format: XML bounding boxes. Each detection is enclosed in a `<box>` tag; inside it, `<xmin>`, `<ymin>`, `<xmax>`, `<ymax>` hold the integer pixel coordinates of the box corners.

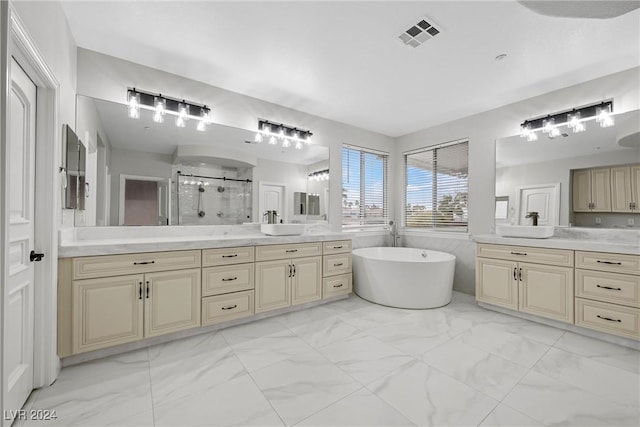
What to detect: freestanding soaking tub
<box><xmin>352</xmin><ymin>247</ymin><xmax>456</xmax><ymax>309</ymax></box>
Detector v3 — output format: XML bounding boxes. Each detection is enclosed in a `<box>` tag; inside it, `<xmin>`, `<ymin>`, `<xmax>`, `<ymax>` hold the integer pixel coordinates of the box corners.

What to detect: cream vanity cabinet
<box><xmin>575</xmin><ymin>251</ymin><xmax>640</xmax><ymax>339</ymax></box>
<box><xmin>476</xmin><ymin>244</ymin><xmax>574</xmax><ymax>323</ymax></box>
<box><xmin>322</xmin><ymin>240</ymin><xmax>353</xmax><ymax>297</ymax></box>
<box><xmin>58</xmin><ymin>250</ymin><xmax>201</xmax><ymax>356</ymax></box>
<box><xmin>610</xmin><ymin>165</ymin><xmax>640</xmax><ymax>213</ymax></box>
<box><xmin>255</xmin><ymin>242</ymin><xmax>323</xmax><ymax>313</ymax></box>
<box><xmin>572</xmin><ymin>168</ymin><xmax>612</xmax><ymax>212</ymax></box>
<box><xmin>201</xmin><ymin>246</ymin><xmax>255</xmax><ymax>326</ymax></box>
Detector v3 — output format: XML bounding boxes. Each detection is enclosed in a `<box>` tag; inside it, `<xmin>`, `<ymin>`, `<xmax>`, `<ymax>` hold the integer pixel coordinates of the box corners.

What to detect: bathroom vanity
<box><xmin>57</xmin><ymin>236</ymin><xmax>352</xmax><ymax>359</ymax></box>
<box><xmin>474</xmin><ymin>233</ymin><xmax>639</xmax><ymax>342</ymax></box>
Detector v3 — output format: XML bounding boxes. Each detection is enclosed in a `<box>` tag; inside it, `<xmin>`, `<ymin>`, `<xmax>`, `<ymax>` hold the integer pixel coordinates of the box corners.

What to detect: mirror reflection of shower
<box><xmin>177</xmin><ymin>171</ymin><xmax>252</xmax><ymax>225</ymax></box>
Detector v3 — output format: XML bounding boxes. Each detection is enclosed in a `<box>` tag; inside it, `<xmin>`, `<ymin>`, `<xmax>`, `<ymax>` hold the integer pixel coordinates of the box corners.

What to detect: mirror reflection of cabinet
<box><xmin>307</xmin><ymin>194</ymin><xmax>320</xmax><ymax>215</ymax></box>
<box><xmin>64</xmin><ymin>124</ymin><xmax>86</xmax><ymax>210</ymax></box>
<box><xmin>294</xmin><ymin>192</ymin><xmax>307</xmax><ymax>215</ymax></box>
<box><xmin>572</xmin><ymin>168</ymin><xmax>611</xmax><ymax>212</ymax></box>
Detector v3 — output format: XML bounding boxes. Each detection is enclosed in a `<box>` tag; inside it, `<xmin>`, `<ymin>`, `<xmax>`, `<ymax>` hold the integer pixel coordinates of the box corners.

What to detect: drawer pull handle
<box><xmin>286</xmin><ymin>249</ymin><xmax>298</xmax><ymax>253</ymax></box>
<box><xmin>597</xmin><ymin>260</ymin><xmax>622</xmax><ymax>265</ymax></box>
<box><xmin>596</xmin><ymin>284</ymin><xmax>622</xmax><ymax>291</ymax></box>
<box><xmin>221</xmin><ymin>304</ymin><xmax>237</xmax><ymax>310</ymax></box>
<box><xmin>146</xmin><ymin>281</ymin><xmax>150</xmax><ymax>299</ymax></box>
<box><xmin>133</xmin><ymin>261</ymin><xmax>155</xmax><ymax>265</ymax></box>
<box><xmin>518</xmin><ymin>268</ymin><xmax>523</xmax><ymax>281</ymax></box>
<box><xmin>139</xmin><ymin>282</ymin><xmax>143</xmax><ymax>300</ymax></box>
<box><xmin>222</xmin><ymin>277</ymin><xmax>238</xmax><ymax>282</ymax></box>
<box><xmin>222</xmin><ymin>254</ymin><xmax>238</xmax><ymax>258</ymax></box>
<box><xmin>334</xmin><ymin>262</ymin><xmax>344</xmax><ymax>267</ymax></box>
<box><xmin>597</xmin><ymin>315</ymin><xmax>621</xmax><ymax>323</ymax></box>
<box><xmin>333</xmin><ymin>245</ymin><xmax>344</xmax><ymax>249</ymax></box>
<box><xmin>292</xmin><ymin>264</ymin><xmax>296</xmax><ymax>277</ymax></box>
<box><xmin>333</xmin><ymin>284</ymin><xmax>344</xmax><ymax>288</ymax></box>
<box><xmin>513</xmin><ymin>267</ymin><xmax>517</xmax><ymax>281</ymax></box>
<box><xmin>510</xmin><ymin>252</ymin><xmax>527</xmax><ymax>256</ymax></box>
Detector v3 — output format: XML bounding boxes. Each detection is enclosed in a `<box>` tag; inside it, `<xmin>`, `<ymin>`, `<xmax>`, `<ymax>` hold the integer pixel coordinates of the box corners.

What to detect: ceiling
<box><xmin>61</xmin><ymin>1</ymin><xmax>640</xmax><ymax>137</ymax></box>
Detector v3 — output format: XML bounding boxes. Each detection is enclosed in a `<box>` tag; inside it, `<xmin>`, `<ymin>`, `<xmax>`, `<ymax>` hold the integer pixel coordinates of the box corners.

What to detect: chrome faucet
<box><xmin>389</xmin><ymin>220</ymin><xmax>400</xmax><ymax>247</ymax></box>
<box><xmin>525</xmin><ymin>211</ymin><xmax>540</xmax><ymax>226</ymax></box>
<box><xmin>263</xmin><ymin>210</ymin><xmax>279</xmax><ymax>224</ymax></box>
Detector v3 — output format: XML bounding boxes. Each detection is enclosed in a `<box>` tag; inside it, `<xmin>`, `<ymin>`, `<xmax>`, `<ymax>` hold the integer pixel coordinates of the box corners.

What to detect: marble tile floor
<box><xmin>17</xmin><ymin>291</ymin><xmax>640</xmax><ymax>427</ymax></box>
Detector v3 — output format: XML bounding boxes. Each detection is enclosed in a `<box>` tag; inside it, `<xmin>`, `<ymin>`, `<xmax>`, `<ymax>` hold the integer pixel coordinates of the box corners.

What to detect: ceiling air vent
<box><xmin>398</xmin><ymin>17</ymin><xmax>440</xmax><ymax>48</ymax></box>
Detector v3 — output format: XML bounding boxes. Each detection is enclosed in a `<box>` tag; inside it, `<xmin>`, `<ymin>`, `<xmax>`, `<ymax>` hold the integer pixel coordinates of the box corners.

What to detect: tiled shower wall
<box><xmin>173</xmin><ymin>164</ymin><xmax>253</xmax><ymax>225</ymax></box>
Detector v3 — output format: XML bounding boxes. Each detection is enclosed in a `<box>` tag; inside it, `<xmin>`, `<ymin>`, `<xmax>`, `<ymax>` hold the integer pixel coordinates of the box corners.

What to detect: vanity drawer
<box><xmin>576</xmin><ymin>269</ymin><xmax>640</xmax><ymax>308</ymax></box>
<box><xmin>202</xmin><ymin>246</ymin><xmax>255</xmax><ymax>267</ymax></box>
<box><xmin>323</xmin><ymin>254</ymin><xmax>352</xmax><ymax>277</ymax></box>
<box><xmin>202</xmin><ymin>263</ymin><xmax>254</xmax><ymax>297</ymax></box>
<box><xmin>323</xmin><ymin>240</ymin><xmax>352</xmax><ymax>255</ymax></box>
<box><xmin>72</xmin><ymin>250</ymin><xmax>201</xmax><ymax>280</ymax></box>
<box><xmin>476</xmin><ymin>244</ymin><xmax>573</xmax><ymax>267</ymax></box>
<box><xmin>323</xmin><ymin>273</ymin><xmax>352</xmax><ymax>298</ymax></box>
<box><xmin>201</xmin><ymin>290</ymin><xmax>254</xmax><ymax>326</ymax></box>
<box><xmin>575</xmin><ymin>251</ymin><xmax>640</xmax><ymax>276</ymax></box>
<box><xmin>575</xmin><ymin>298</ymin><xmax>640</xmax><ymax>340</ymax></box>
<box><xmin>255</xmin><ymin>242</ymin><xmax>322</xmax><ymax>261</ymax></box>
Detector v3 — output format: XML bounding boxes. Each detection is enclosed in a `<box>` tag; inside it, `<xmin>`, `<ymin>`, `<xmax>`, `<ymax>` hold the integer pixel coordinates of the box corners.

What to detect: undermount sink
<box><xmin>496</xmin><ymin>225</ymin><xmax>554</xmax><ymax>239</ymax></box>
<box><xmin>260</xmin><ymin>223</ymin><xmax>306</xmax><ymax>236</ymax></box>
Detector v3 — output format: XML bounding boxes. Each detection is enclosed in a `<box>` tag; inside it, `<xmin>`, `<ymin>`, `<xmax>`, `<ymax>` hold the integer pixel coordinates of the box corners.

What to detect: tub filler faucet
<box><xmin>389</xmin><ymin>220</ymin><xmax>400</xmax><ymax>247</ymax></box>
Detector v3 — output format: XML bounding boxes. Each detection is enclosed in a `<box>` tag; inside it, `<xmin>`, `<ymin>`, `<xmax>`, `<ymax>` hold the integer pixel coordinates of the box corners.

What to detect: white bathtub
<box><xmin>352</xmin><ymin>247</ymin><xmax>455</xmax><ymax>309</ymax></box>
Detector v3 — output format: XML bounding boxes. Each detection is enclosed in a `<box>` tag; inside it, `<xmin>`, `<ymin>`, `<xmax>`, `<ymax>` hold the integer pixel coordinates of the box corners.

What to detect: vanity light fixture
<box><xmin>126</xmin><ymin>88</ymin><xmax>212</xmax><ymax>131</ymax></box>
<box><xmin>308</xmin><ymin>169</ymin><xmax>330</xmax><ymax>181</ymax></box>
<box><xmin>255</xmin><ymin>119</ymin><xmax>313</xmax><ymax>149</ymax></box>
<box><xmin>520</xmin><ymin>100</ymin><xmax>613</xmax><ymax>141</ymax></box>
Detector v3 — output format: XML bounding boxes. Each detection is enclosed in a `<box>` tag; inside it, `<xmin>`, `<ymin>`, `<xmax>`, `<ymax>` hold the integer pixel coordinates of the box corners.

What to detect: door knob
<box><xmin>30</xmin><ymin>250</ymin><xmax>44</xmax><ymax>262</ymax></box>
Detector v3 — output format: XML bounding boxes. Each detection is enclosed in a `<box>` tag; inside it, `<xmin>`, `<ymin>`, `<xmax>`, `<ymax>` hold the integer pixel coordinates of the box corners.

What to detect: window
<box><xmin>404</xmin><ymin>139</ymin><xmax>468</xmax><ymax>231</ymax></box>
<box><xmin>342</xmin><ymin>145</ymin><xmax>388</xmax><ymax>230</ymax></box>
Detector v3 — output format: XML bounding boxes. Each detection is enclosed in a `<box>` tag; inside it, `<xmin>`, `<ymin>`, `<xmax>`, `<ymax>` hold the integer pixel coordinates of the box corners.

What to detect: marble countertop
<box><xmin>59</xmin><ymin>232</ymin><xmax>351</xmax><ymax>258</ymax></box>
<box><xmin>473</xmin><ymin>234</ymin><xmax>639</xmax><ymax>255</ymax></box>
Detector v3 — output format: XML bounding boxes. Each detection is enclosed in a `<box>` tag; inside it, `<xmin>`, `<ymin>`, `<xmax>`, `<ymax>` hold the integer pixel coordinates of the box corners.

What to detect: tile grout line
<box><xmin>145</xmin><ymin>347</ymin><xmax>157</xmax><ymax>427</ymax></box>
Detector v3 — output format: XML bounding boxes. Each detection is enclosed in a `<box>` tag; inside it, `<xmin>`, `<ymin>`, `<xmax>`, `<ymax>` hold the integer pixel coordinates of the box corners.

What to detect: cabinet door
<box><xmin>72</xmin><ymin>274</ymin><xmax>144</xmax><ymax>354</ymax></box>
<box><xmin>475</xmin><ymin>258</ymin><xmax>518</xmax><ymax>310</ymax></box>
<box><xmin>255</xmin><ymin>259</ymin><xmax>291</xmax><ymax>313</ymax></box>
<box><xmin>144</xmin><ymin>268</ymin><xmax>201</xmax><ymax>338</ymax></box>
<box><xmin>572</xmin><ymin>169</ymin><xmax>592</xmax><ymax>212</ymax></box>
<box><xmin>590</xmin><ymin>168</ymin><xmax>611</xmax><ymax>212</ymax></box>
<box><xmin>519</xmin><ymin>263</ymin><xmax>573</xmax><ymax>323</ymax></box>
<box><xmin>632</xmin><ymin>165</ymin><xmax>640</xmax><ymax>210</ymax></box>
<box><xmin>292</xmin><ymin>256</ymin><xmax>322</xmax><ymax>305</ymax></box>
<box><xmin>610</xmin><ymin>166</ymin><xmax>632</xmax><ymax>212</ymax></box>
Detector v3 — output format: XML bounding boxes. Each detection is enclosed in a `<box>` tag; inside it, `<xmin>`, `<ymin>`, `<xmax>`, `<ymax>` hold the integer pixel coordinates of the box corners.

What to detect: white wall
<box><xmin>76</xmin><ymin>48</ymin><xmax>395</xmax><ymax>232</ymax></box>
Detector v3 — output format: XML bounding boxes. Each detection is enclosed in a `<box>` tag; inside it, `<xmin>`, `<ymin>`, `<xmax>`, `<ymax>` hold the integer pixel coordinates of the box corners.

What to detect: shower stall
<box><xmin>176</xmin><ymin>172</ymin><xmax>252</xmax><ymax>225</ymax></box>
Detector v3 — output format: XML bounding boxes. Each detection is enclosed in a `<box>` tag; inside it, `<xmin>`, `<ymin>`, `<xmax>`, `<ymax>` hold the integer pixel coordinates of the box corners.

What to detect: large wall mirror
<box><xmin>75</xmin><ymin>95</ymin><xmax>329</xmax><ymax>227</ymax></box>
<box><xmin>496</xmin><ymin>109</ymin><xmax>639</xmax><ymax>228</ymax></box>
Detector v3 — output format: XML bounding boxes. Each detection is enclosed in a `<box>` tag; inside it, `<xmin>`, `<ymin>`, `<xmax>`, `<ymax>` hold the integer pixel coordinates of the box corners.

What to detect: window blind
<box><xmin>342</xmin><ymin>145</ymin><xmax>388</xmax><ymax>230</ymax></box>
<box><xmin>404</xmin><ymin>139</ymin><xmax>468</xmax><ymax>231</ymax></box>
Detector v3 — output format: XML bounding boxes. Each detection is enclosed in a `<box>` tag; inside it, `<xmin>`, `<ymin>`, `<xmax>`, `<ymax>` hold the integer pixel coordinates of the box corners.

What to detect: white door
<box><xmin>258</xmin><ymin>183</ymin><xmax>285</xmax><ymax>222</ymax></box>
<box><xmin>517</xmin><ymin>183</ymin><xmax>560</xmax><ymax>226</ymax></box>
<box><xmin>4</xmin><ymin>58</ymin><xmax>37</xmax><ymax>421</ymax></box>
